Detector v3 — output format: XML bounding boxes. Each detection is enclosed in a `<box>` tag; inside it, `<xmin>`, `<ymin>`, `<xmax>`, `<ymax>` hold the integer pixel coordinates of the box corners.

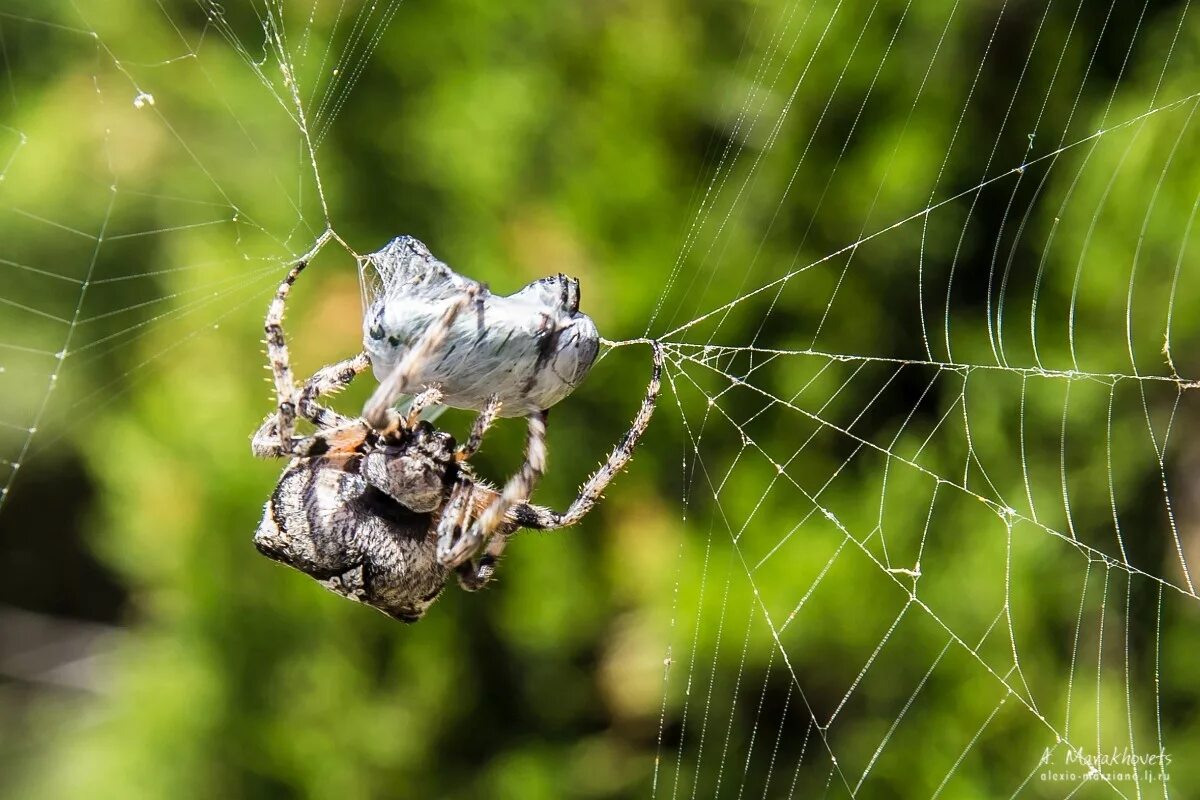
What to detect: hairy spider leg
<box><xmin>456</xmin><ymin>394</ymin><xmax>502</xmax><ymax>461</ymax></box>
<box><xmin>258</xmin><ymin>258</ymin><xmax>376</xmax><ymax>458</ymax></box>
<box><xmin>435</xmin><ymin>475</ymin><xmax>506</xmax><ymax>592</ymax></box>
<box><xmin>438</xmin><ymin>409</ymin><xmax>549</xmax><ymax>567</ymax></box>
<box><xmin>406</xmin><ymin>386</ymin><xmax>445</xmax><ymax>428</ymax></box>
<box><xmin>253</xmin><ymin>342</ymin><xmax>372</xmax><ymax>457</ymax></box>
<box><xmin>362</xmin><ymin>285</ymin><xmax>481</xmax><ymax>430</ymax></box>
<box><xmin>264</xmin><ymin>260</ymin><xmax>308</xmax><ymax>451</ymax></box>
<box><xmin>435</xmin><ymin>476</ymin><xmax>475</xmax><ymax>567</ymax></box>
<box><xmin>298</xmin><ymin>352</ymin><xmax>372</xmax><ymax>430</ymax></box>
<box><xmin>506</xmin><ymin>340</ymin><xmax>663</xmax><ymax>531</ymax></box>
<box><xmin>455</xmin><ymin>532</ymin><xmax>507</xmax><ymax>592</ymax></box>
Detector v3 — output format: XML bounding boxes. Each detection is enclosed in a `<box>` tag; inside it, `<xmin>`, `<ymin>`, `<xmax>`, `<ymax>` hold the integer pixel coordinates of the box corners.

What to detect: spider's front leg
<box><xmin>255</xmin><ymin>256</ymin><xmax>375</xmax><ymax>459</ymax></box>
<box><xmin>362</xmin><ymin>285</ymin><xmax>481</xmax><ymax>430</ymax></box>
<box><xmin>435</xmin><ymin>477</ymin><xmax>475</xmax><ymax>566</ymax></box>
<box><xmin>251</xmin><ymin>351</ymin><xmax>372</xmax><ymax>458</ymax></box>
<box><xmin>503</xmin><ymin>340</ymin><xmax>663</xmax><ymax>531</ymax></box>
<box><xmin>405</xmin><ymin>385</ymin><xmax>445</xmax><ymax>428</ymax></box>
<box><xmin>435</xmin><ymin>477</ymin><xmax>508</xmax><ymax>592</ymax></box>
<box><xmin>263</xmin><ymin>260</ymin><xmax>308</xmax><ymax>453</ymax></box>
<box><xmin>298</xmin><ymin>352</ymin><xmax>371</xmax><ymax>429</ymax></box>
<box><xmin>251</xmin><ymin>416</ymin><xmax>290</xmax><ymax>459</ymax></box>
<box><xmin>437</xmin><ymin>409</ymin><xmax>548</xmax><ymax>568</ymax></box>
<box><xmin>455</xmin><ymin>535</ymin><xmax>507</xmax><ymax>592</ymax></box>
<box><xmin>456</xmin><ymin>394</ymin><xmax>502</xmax><ymax>461</ymax></box>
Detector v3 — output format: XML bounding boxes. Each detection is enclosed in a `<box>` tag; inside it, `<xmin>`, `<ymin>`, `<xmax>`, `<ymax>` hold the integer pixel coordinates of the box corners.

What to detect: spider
<box><xmin>250</xmin><ymin>258</ymin><xmax>662</xmax><ymax>622</ymax></box>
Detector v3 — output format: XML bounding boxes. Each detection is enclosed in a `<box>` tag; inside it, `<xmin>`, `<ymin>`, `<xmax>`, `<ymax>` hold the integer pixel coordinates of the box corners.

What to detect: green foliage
<box><xmin>1</xmin><ymin>0</ymin><xmax>1198</xmax><ymax>797</ymax></box>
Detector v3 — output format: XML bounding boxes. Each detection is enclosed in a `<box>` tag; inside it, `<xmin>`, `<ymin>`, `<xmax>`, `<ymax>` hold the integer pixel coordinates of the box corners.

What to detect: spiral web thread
<box><xmin>0</xmin><ymin>2</ymin><xmax>1197</xmax><ymax>796</ymax></box>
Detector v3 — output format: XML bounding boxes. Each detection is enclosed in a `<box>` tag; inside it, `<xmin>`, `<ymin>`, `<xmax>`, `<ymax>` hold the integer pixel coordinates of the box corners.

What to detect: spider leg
<box><xmin>504</xmin><ymin>502</ymin><xmax>561</xmax><ymax>530</ymax></box>
<box><xmin>250</xmin><ymin>415</ymin><xmax>288</xmax><ymax>458</ymax></box>
<box><xmin>406</xmin><ymin>385</ymin><xmax>444</xmax><ymax>428</ymax></box>
<box><xmin>439</xmin><ymin>409</ymin><xmax>548</xmax><ymax>567</ymax></box>
<box><xmin>251</xmin><ymin>351</ymin><xmax>372</xmax><ymax>459</ymax></box>
<box><xmin>502</xmin><ymin>340</ymin><xmax>662</xmax><ymax>531</ymax></box>
<box><xmin>298</xmin><ymin>352</ymin><xmax>371</xmax><ymax>429</ymax></box>
<box><xmin>362</xmin><ymin>285</ymin><xmax>481</xmax><ymax>430</ymax></box>
<box><xmin>435</xmin><ymin>477</ymin><xmax>476</xmax><ymax>566</ymax></box>
<box><xmin>456</xmin><ymin>394</ymin><xmax>502</xmax><ymax>461</ymax></box>
<box><xmin>455</xmin><ymin>534</ymin><xmax>507</xmax><ymax>592</ymax></box>
<box><xmin>251</xmin><ymin>416</ymin><xmax>371</xmax><ymax>459</ymax></box>
<box><xmin>264</xmin><ymin>260</ymin><xmax>309</xmax><ymax>451</ymax></box>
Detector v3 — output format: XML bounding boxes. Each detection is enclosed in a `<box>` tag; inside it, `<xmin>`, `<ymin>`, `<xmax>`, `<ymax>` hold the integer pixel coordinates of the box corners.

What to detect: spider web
<box><xmin>643</xmin><ymin>1</ymin><xmax>1200</xmax><ymax>796</ymax></box>
<box><xmin>0</xmin><ymin>1</ymin><xmax>1197</xmax><ymax>797</ymax></box>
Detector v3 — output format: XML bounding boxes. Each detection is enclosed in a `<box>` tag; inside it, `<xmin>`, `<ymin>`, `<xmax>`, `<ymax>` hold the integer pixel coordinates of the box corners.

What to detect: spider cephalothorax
<box><xmin>251</xmin><ymin>251</ymin><xmax>661</xmax><ymax>622</ymax></box>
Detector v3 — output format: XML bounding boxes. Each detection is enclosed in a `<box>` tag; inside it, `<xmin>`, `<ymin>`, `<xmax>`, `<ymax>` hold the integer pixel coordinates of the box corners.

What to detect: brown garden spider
<box><xmin>250</xmin><ymin>257</ymin><xmax>662</xmax><ymax>622</ymax></box>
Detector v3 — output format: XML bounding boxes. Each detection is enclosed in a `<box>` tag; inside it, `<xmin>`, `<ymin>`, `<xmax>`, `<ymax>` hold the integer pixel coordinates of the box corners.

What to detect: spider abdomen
<box><xmin>254</xmin><ymin>455</ymin><xmax>448</xmax><ymax>622</ymax></box>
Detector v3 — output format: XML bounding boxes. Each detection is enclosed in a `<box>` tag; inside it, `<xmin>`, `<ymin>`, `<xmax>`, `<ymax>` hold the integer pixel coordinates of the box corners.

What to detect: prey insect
<box><xmin>360</xmin><ymin>235</ymin><xmax>600</xmax><ymax>418</ymax></box>
<box><xmin>251</xmin><ymin>250</ymin><xmax>661</xmax><ymax>622</ymax></box>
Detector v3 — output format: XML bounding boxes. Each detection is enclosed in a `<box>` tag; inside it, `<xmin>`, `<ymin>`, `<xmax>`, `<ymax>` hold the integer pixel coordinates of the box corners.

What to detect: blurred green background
<box><xmin>0</xmin><ymin>0</ymin><xmax>1198</xmax><ymax>797</ymax></box>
